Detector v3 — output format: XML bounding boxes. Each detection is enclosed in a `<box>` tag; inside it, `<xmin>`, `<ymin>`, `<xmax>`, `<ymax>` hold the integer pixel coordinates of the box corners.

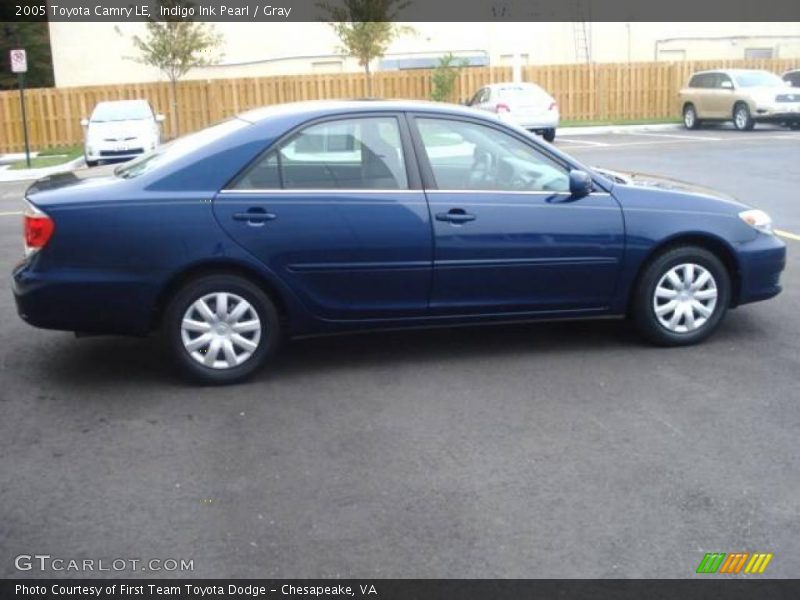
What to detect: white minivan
<box><xmin>82</xmin><ymin>100</ymin><xmax>165</xmax><ymax>167</ymax></box>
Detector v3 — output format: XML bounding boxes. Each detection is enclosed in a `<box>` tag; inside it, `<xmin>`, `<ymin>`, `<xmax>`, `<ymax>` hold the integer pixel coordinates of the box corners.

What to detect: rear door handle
<box><xmin>436</xmin><ymin>209</ymin><xmax>477</xmax><ymax>224</ymax></box>
<box><xmin>233</xmin><ymin>208</ymin><xmax>277</xmax><ymax>225</ymax></box>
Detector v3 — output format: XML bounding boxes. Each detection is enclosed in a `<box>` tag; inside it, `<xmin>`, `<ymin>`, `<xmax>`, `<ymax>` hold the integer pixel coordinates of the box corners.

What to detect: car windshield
<box><xmin>91</xmin><ymin>101</ymin><xmax>153</xmax><ymax>122</ymax></box>
<box><xmin>496</xmin><ymin>85</ymin><xmax>548</xmax><ymax>101</ymax></box>
<box><xmin>115</xmin><ymin>118</ymin><xmax>250</xmax><ymax>179</ymax></box>
<box><xmin>733</xmin><ymin>71</ymin><xmax>786</xmax><ymax>88</ymax></box>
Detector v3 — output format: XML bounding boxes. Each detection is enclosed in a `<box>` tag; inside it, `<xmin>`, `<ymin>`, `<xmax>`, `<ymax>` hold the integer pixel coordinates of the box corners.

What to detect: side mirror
<box><xmin>80</xmin><ymin>118</ymin><xmax>89</xmax><ymax>127</ymax></box>
<box><xmin>569</xmin><ymin>170</ymin><xmax>594</xmax><ymax>198</ymax></box>
<box><xmin>156</xmin><ymin>114</ymin><xmax>166</xmax><ymax>123</ymax></box>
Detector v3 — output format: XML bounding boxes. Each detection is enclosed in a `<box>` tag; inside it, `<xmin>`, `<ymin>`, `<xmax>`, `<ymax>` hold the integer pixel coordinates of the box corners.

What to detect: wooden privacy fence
<box><xmin>0</xmin><ymin>58</ymin><xmax>797</xmax><ymax>153</ymax></box>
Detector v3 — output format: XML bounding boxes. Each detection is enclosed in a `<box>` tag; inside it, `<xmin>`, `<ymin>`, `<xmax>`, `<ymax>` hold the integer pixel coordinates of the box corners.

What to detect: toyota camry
<box><xmin>13</xmin><ymin>101</ymin><xmax>786</xmax><ymax>384</ymax></box>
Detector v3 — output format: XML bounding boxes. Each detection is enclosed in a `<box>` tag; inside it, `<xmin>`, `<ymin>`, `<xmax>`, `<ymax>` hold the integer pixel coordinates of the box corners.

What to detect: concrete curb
<box><xmin>559</xmin><ymin>123</ymin><xmax>683</xmax><ymax>136</ymax></box>
<box><xmin>0</xmin><ymin>157</ymin><xmax>86</xmax><ymax>182</ymax></box>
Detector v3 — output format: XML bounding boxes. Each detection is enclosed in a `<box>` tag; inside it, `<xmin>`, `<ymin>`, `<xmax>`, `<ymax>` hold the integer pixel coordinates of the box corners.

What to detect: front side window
<box><xmin>416</xmin><ymin>118</ymin><xmax>570</xmax><ymax>193</ymax></box>
<box><xmin>716</xmin><ymin>74</ymin><xmax>734</xmax><ymax>89</ymax></box>
<box><xmin>233</xmin><ymin>117</ymin><xmax>408</xmax><ymax>190</ymax></box>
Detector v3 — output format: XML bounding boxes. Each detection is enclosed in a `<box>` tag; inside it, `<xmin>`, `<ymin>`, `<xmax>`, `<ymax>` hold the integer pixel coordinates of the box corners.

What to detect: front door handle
<box><xmin>436</xmin><ymin>209</ymin><xmax>477</xmax><ymax>224</ymax></box>
<box><xmin>233</xmin><ymin>208</ymin><xmax>277</xmax><ymax>225</ymax></box>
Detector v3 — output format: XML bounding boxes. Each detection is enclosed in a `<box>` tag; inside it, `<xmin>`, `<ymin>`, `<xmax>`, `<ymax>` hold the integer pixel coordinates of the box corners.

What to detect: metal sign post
<box><xmin>10</xmin><ymin>49</ymin><xmax>31</xmax><ymax>168</ymax></box>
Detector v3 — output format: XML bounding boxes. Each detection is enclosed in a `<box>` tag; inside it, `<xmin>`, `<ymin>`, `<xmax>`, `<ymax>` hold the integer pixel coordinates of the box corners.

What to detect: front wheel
<box><xmin>633</xmin><ymin>246</ymin><xmax>730</xmax><ymax>346</ymax></box>
<box><xmin>542</xmin><ymin>128</ymin><xmax>556</xmax><ymax>142</ymax></box>
<box><xmin>733</xmin><ymin>103</ymin><xmax>755</xmax><ymax>131</ymax></box>
<box><xmin>163</xmin><ymin>274</ymin><xmax>281</xmax><ymax>384</ymax></box>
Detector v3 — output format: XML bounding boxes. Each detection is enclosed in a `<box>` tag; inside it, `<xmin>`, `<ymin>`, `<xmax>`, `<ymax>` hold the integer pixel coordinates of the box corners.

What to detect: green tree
<box><xmin>128</xmin><ymin>1</ymin><xmax>221</xmax><ymax>135</ymax></box>
<box><xmin>1</xmin><ymin>22</ymin><xmax>55</xmax><ymax>90</ymax></box>
<box><xmin>317</xmin><ymin>0</ymin><xmax>413</xmax><ymax>96</ymax></box>
<box><xmin>430</xmin><ymin>53</ymin><xmax>467</xmax><ymax>103</ymax></box>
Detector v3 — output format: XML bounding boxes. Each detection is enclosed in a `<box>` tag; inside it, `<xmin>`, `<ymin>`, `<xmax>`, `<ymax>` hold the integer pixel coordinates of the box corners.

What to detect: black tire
<box><xmin>163</xmin><ymin>274</ymin><xmax>281</xmax><ymax>385</ymax></box>
<box><xmin>633</xmin><ymin>246</ymin><xmax>731</xmax><ymax>346</ymax></box>
<box><xmin>789</xmin><ymin>122</ymin><xmax>800</xmax><ymax>131</ymax></box>
<box><xmin>733</xmin><ymin>102</ymin><xmax>755</xmax><ymax>131</ymax></box>
<box><xmin>683</xmin><ymin>104</ymin><xmax>701</xmax><ymax>130</ymax></box>
<box><xmin>85</xmin><ymin>158</ymin><xmax>99</xmax><ymax>167</ymax></box>
<box><xmin>542</xmin><ymin>128</ymin><xmax>556</xmax><ymax>142</ymax></box>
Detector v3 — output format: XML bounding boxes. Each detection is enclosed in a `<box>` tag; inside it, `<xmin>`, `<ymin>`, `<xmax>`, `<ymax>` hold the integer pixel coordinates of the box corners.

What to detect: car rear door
<box><xmin>213</xmin><ymin>113</ymin><xmax>433</xmax><ymax>320</ymax></box>
<box><xmin>690</xmin><ymin>73</ymin><xmax>714</xmax><ymax>117</ymax></box>
<box><xmin>409</xmin><ymin>114</ymin><xmax>624</xmax><ymax>315</ymax></box>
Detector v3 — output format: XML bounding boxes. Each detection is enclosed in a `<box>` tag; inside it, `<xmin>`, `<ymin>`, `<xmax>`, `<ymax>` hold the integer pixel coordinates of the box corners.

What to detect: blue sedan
<box><xmin>13</xmin><ymin>101</ymin><xmax>786</xmax><ymax>384</ymax></box>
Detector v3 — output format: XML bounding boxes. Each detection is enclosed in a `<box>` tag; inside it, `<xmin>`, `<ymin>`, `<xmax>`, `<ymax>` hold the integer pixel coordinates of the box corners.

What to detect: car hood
<box><xmin>593</xmin><ymin>167</ymin><xmax>752</xmax><ymax>214</ymax></box>
<box><xmin>86</xmin><ymin>119</ymin><xmax>154</xmax><ymax>140</ymax></box>
<box><xmin>594</xmin><ymin>166</ymin><xmax>740</xmax><ymax>198</ymax></box>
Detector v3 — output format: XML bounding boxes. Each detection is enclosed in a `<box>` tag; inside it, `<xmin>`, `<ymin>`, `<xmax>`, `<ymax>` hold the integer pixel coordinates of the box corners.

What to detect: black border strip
<box><xmin>2</xmin><ymin>0</ymin><xmax>800</xmax><ymax>22</ymax></box>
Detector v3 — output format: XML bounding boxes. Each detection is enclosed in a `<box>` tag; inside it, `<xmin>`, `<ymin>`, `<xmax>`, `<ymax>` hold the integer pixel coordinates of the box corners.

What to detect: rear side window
<box><xmin>689</xmin><ymin>73</ymin><xmax>714</xmax><ymax>88</ymax></box>
<box><xmin>232</xmin><ymin>117</ymin><xmax>408</xmax><ymax>190</ymax></box>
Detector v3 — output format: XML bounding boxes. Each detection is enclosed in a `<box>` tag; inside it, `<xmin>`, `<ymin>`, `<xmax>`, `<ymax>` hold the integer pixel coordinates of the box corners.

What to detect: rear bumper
<box><xmin>735</xmin><ymin>234</ymin><xmax>786</xmax><ymax>306</ymax></box>
<box><xmin>13</xmin><ymin>261</ymin><xmax>158</xmax><ymax>335</ymax></box>
<box><xmin>498</xmin><ymin>113</ymin><xmax>559</xmax><ymax>130</ymax></box>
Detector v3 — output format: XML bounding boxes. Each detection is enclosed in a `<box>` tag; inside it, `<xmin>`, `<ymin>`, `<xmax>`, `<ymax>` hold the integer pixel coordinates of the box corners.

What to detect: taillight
<box><xmin>548</xmin><ymin>102</ymin><xmax>558</xmax><ymax>111</ymax></box>
<box><xmin>495</xmin><ymin>103</ymin><xmax>511</xmax><ymax>113</ymax></box>
<box><xmin>24</xmin><ymin>201</ymin><xmax>55</xmax><ymax>257</ymax></box>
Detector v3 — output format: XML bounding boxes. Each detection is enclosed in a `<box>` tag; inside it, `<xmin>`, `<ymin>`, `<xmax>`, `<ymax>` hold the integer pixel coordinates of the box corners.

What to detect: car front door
<box><xmin>213</xmin><ymin>114</ymin><xmax>432</xmax><ymax>320</ymax></box>
<box><xmin>410</xmin><ymin>114</ymin><xmax>624</xmax><ymax>315</ymax></box>
<box><xmin>708</xmin><ymin>73</ymin><xmax>735</xmax><ymax>118</ymax></box>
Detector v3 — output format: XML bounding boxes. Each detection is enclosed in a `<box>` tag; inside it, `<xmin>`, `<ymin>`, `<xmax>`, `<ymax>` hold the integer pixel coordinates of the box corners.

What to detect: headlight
<box><xmin>739</xmin><ymin>209</ymin><xmax>773</xmax><ymax>235</ymax></box>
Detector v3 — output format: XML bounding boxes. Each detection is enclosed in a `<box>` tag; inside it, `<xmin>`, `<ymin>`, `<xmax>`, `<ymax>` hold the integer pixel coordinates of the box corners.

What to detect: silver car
<box><xmin>81</xmin><ymin>100</ymin><xmax>165</xmax><ymax>167</ymax></box>
<box><xmin>467</xmin><ymin>82</ymin><xmax>560</xmax><ymax>141</ymax></box>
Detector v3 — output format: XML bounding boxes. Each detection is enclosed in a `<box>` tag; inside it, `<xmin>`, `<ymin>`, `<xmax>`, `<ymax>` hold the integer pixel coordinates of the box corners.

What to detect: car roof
<box><xmin>690</xmin><ymin>68</ymin><xmax>774</xmax><ymax>76</ymax></box>
<box><xmin>95</xmin><ymin>99</ymin><xmax>150</xmax><ymax>107</ymax></box>
<box><xmin>237</xmin><ymin>99</ymin><xmax>489</xmax><ymax>124</ymax></box>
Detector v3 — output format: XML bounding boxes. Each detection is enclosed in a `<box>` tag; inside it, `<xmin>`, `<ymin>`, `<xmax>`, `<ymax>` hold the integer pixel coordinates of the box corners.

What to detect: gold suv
<box><xmin>679</xmin><ymin>69</ymin><xmax>800</xmax><ymax>131</ymax></box>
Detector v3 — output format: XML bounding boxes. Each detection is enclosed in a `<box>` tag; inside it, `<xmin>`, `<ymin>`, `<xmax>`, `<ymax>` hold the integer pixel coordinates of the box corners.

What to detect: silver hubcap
<box><xmin>180</xmin><ymin>292</ymin><xmax>262</xmax><ymax>370</ymax></box>
<box><xmin>653</xmin><ymin>263</ymin><xmax>718</xmax><ymax>333</ymax></box>
<box><xmin>735</xmin><ymin>108</ymin><xmax>747</xmax><ymax>128</ymax></box>
<box><xmin>685</xmin><ymin>108</ymin><xmax>695</xmax><ymax>127</ymax></box>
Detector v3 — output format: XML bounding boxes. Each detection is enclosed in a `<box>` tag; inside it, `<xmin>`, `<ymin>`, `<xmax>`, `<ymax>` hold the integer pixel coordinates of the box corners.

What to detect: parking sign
<box><xmin>10</xmin><ymin>49</ymin><xmax>27</xmax><ymax>74</ymax></box>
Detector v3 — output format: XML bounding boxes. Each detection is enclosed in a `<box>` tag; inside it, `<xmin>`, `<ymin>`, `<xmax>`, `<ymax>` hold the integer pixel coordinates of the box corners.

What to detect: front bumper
<box><xmin>753</xmin><ymin>105</ymin><xmax>800</xmax><ymax>121</ymax></box>
<box><xmin>735</xmin><ymin>233</ymin><xmax>786</xmax><ymax>306</ymax></box>
<box><xmin>85</xmin><ymin>139</ymin><xmax>153</xmax><ymax>162</ymax></box>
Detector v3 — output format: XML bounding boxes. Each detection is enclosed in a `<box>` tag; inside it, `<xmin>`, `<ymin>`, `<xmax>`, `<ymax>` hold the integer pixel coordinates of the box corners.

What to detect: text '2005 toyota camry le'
<box><xmin>13</xmin><ymin>101</ymin><xmax>786</xmax><ymax>384</ymax></box>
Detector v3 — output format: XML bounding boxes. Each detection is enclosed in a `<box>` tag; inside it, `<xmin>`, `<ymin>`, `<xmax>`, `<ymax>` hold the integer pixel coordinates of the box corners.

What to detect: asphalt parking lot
<box><xmin>1</xmin><ymin>125</ymin><xmax>798</xmax><ymax>578</ymax></box>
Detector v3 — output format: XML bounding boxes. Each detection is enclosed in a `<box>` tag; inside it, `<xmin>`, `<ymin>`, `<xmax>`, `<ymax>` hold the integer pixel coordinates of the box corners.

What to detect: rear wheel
<box><xmin>163</xmin><ymin>274</ymin><xmax>280</xmax><ymax>384</ymax></box>
<box><xmin>542</xmin><ymin>128</ymin><xmax>556</xmax><ymax>142</ymax></box>
<box><xmin>733</xmin><ymin>102</ymin><xmax>754</xmax><ymax>131</ymax></box>
<box><xmin>633</xmin><ymin>246</ymin><xmax>730</xmax><ymax>346</ymax></box>
<box><xmin>683</xmin><ymin>104</ymin><xmax>701</xmax><ymax>130</ymax></box>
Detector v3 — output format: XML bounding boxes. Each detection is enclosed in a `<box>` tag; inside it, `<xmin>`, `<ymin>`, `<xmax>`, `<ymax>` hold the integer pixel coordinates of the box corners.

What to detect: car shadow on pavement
<box><xmin>30</xmin><ymin>311</ymin><xmax>770</xmax><ymax>388</ymax></box>
<box><xmin>269</xmin><ymin>318</ymin><xmax>640</xmax><ymax>381</ymax></box>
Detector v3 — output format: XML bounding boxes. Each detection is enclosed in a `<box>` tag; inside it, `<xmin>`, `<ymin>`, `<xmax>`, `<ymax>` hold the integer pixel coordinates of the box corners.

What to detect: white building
<box><xmin>49</xmin><ymin>22</ymin><xmax>800</xmax><ymax>87</ymax></box>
